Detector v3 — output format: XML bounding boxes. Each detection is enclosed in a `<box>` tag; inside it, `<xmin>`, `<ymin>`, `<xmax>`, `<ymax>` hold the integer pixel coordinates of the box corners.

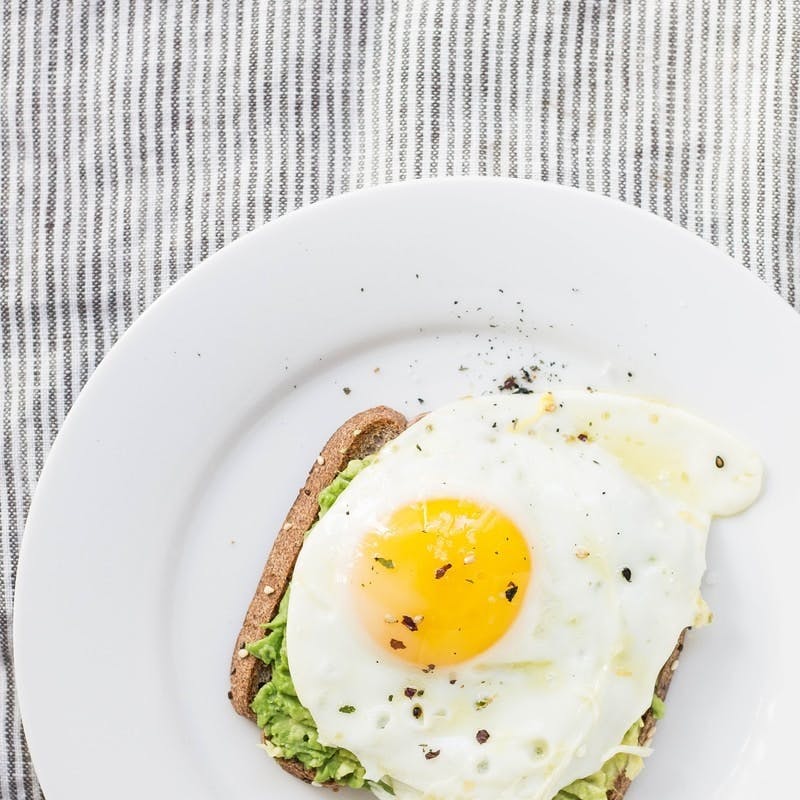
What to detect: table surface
<box><xmin>1</xmin><ymin>2</ymin><xmax>798</xmax><ymax>796</ymax></box>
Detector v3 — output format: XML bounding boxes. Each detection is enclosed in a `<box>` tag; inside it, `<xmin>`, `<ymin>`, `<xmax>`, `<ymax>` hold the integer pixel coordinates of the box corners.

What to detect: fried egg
<box><xmin>286</xmin><ymin>392</ymin><xmax>762</xmax><ymax>800</ymax></box>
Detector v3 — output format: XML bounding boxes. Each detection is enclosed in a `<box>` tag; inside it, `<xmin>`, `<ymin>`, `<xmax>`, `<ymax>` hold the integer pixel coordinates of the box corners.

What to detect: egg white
<box><xmin>286</xmin><ymin>392</ymin><xmax>762</xmax><ymax>800</ymax></box>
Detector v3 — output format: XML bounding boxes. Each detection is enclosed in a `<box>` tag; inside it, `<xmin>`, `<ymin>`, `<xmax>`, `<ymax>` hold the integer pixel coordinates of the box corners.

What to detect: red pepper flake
<box><xmin>390</xmin><ymin>638</ymin><xmax>406</xmax><ymax>650</ymax></box>
<box><xmin>404</xmin><ymin>687</ymin><xmax>418</xmax><ymax>699</ymax></box>
<box><xmin>402</xmin><ymin>615</ymin><xmax>418</xmax><ymax>632</ymax></box>
<box><xmin>577</xmin><ymin>432</ymin><xmax>588</xmax><ymax>442</ymax></box>
<box><xmin>435</xmin><ymin>563</ymin><xmax>452</xmax><ymax>579</ymax></box>
<box><xmin>476</xmin><ymin>729</ymin><xmax>490</xmax><ymax>744</ymax></box>
<box><xmin>504</xmin><ymin>582</ymin><xmax>519</xmax><ymax>602</ymax></box>
<box><xmin>424</xmin><ymin>749</ymin><xmax>440</xmax><ymax>760</ymax></box>
<box><xmin>422</xmin><ymin>663</ymin><xmax>436</xmax><ymax>673</ymax></box>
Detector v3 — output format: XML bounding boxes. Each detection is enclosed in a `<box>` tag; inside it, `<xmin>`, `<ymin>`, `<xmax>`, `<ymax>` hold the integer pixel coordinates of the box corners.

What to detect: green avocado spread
<box><xmin>246</xmin><ymin>457</ymin><xmax>660</xmax><ymax>797</ymax></box>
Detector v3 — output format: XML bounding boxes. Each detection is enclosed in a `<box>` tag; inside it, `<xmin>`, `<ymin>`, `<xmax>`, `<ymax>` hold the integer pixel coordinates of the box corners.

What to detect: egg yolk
<box><xmin>352</xmin><ymin>498</ymin><xmax>532</xmax><ymax>666</ymax></box>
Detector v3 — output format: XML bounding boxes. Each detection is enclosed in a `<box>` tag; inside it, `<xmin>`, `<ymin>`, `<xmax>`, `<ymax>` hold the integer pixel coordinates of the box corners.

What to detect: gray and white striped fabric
<box><xmin>2</xmin><ymin>1</ymin><xmax>799</xmax><ymax>795</ymax></box>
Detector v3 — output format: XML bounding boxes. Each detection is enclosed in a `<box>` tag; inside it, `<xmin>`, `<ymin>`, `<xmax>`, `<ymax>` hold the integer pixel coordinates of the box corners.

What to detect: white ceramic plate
<box><xmin>15</xmin><ymin>179</ymin><xmax>800</xmax><ymax>800</ymax></box>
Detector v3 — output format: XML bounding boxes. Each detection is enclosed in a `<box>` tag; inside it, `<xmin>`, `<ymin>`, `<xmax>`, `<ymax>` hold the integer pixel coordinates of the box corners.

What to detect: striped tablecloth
<box><xmin>2</xmin><ymin>2</ymin><xmax>798</xmax><ymax>795</ymax></box>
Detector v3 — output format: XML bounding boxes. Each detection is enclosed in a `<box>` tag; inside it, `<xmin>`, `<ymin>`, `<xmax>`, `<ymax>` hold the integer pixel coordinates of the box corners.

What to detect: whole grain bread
<box><xmin>230</xmin><ymin>405</ymin><xmax>408</xmax><ymax>720</ymax></box>
<box><xmin>230</xmin><ymin>405</ymin><xmax>688</xmax><ymax>798</ymax></box>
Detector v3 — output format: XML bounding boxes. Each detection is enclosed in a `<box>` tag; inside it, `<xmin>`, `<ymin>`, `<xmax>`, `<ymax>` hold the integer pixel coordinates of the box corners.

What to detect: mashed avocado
<box><xmin>246</xmin><ymin>458</ymin><xmax>658</xmax><ymax>796</ymax></box>
<box><xmin>247</xmin><ymin>458</ymin><xmax>373</xmax><ymax>787</ymax></box>
<box><xmin>248</xmin><ymin>588</ymin><xmax>367</xmax><ymax>786</ymax></box>
<box><xmin>552</xmin><ymin>720</ymin><xmax>644</xmax><ymax>800</ymax></box>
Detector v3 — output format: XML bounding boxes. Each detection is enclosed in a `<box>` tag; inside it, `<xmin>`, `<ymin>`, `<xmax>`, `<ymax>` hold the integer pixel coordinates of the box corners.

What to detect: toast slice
<box><xmin>230</xmin><ymin>406</ymin><xmax>687</xmax><ymax>797</ymax></box>
<box><xmin>230</xmin><ymin>406</ymin><xmax>409</xmax><ymax>781</ymax></box>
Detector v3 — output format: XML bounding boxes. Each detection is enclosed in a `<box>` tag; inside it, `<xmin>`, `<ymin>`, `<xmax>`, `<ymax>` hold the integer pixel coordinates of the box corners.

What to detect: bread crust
<box><xmin>229</xmin><ymin>406</ymin><xmax>408</xmax><ymax>780</ymax></box>
<box><xmin>607</xmin><ymin>630</ymin><xmax>686</xmax><ymax>800</ymax></box>
<box><xmin>230</xmin><ymin>406</ymin><xmax>689</xmax><ymax>795</ymax></box>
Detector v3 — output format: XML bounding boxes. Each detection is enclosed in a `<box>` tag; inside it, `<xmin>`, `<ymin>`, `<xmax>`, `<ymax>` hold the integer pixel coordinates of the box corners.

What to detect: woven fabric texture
<box><xmin>2</xmin><ymin>2</ymin><xmax>798</xmax><ymax>795</ymax></box>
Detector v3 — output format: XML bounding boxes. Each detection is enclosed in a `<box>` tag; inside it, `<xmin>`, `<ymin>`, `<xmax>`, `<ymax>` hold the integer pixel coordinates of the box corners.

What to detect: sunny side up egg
<box><xmin>286</xmin><ymin>392</ymin><xmax>762</xmax><ymax>800</ymax></box>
